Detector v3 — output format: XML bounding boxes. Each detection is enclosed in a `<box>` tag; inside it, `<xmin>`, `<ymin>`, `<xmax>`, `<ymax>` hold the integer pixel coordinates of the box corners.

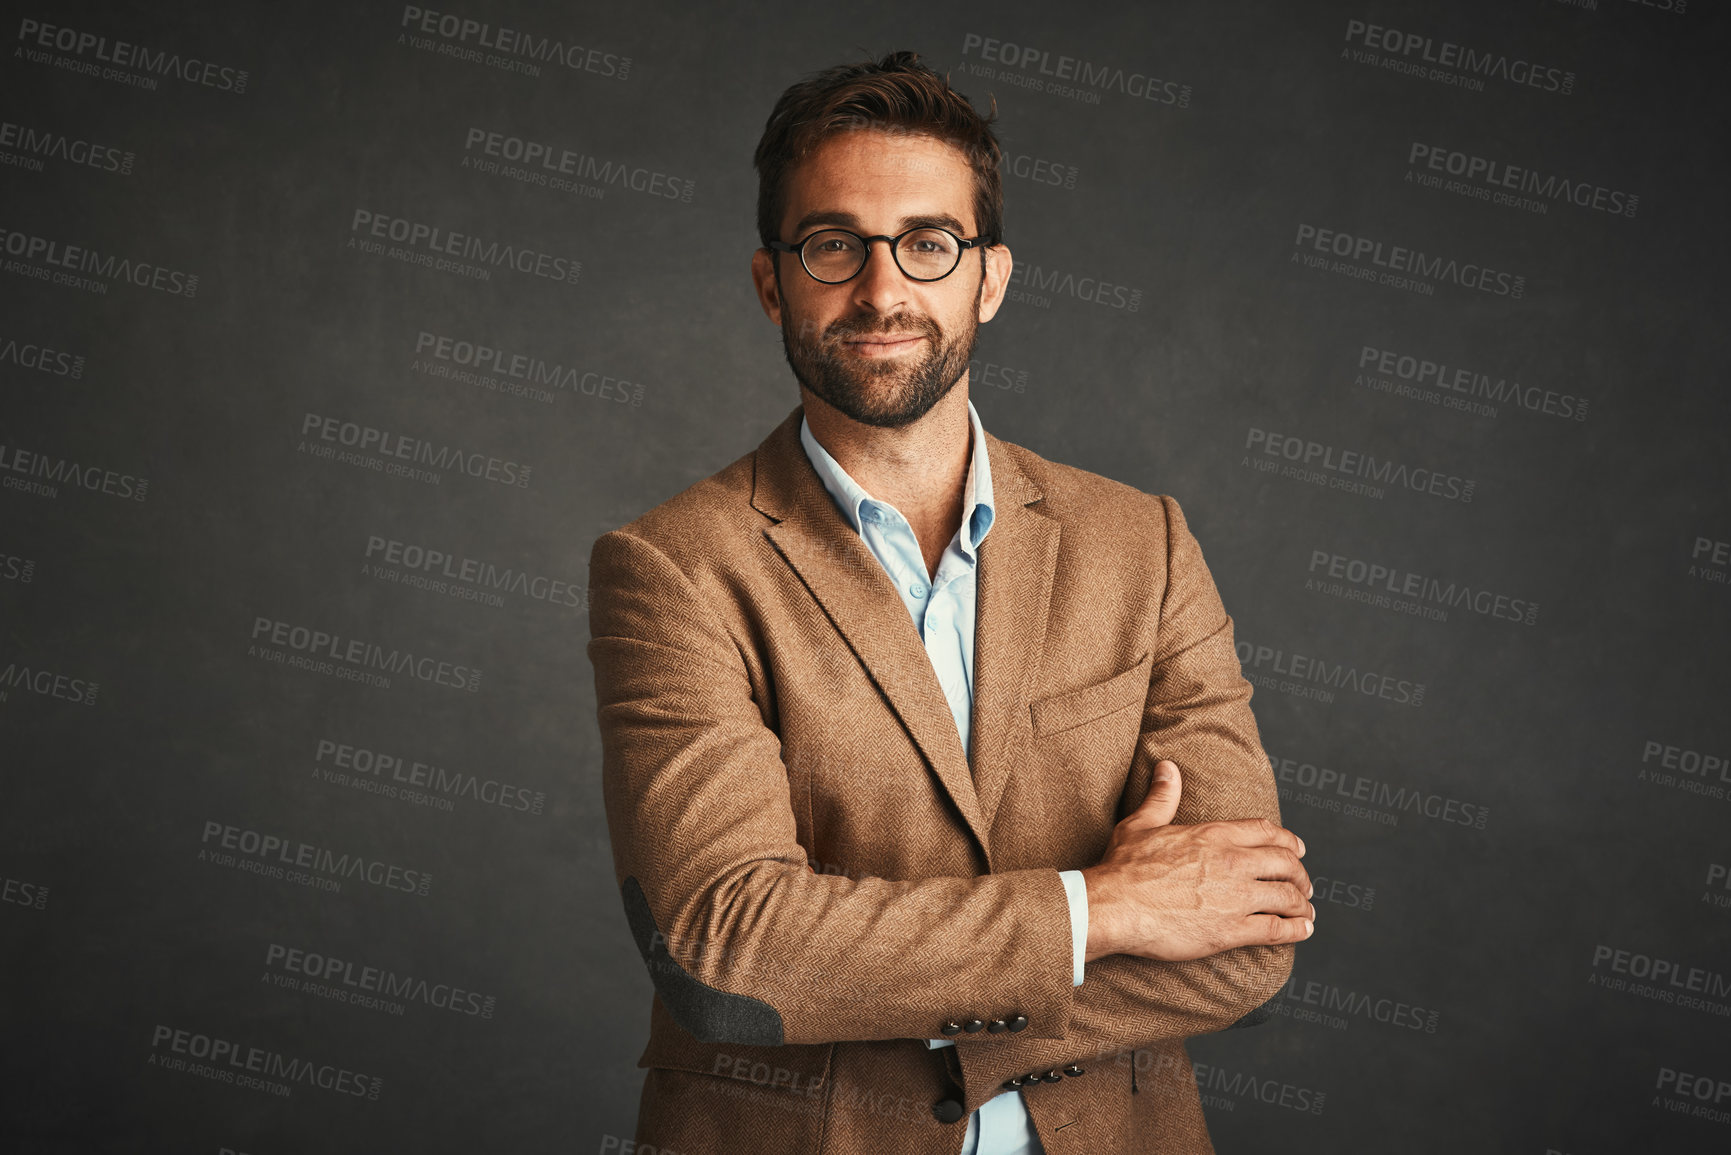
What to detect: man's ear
<box><xmin>977</xmin><ymin>242</ymin><xmax>1013</xmax><ymax>324</ymax></box>
<box><xmin>751</xmin><ymin>248</ymin><xmax>784</xmax><ymax>326</ymax></box>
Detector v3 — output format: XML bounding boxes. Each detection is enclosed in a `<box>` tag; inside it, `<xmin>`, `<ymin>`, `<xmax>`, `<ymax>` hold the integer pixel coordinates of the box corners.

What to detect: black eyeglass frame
<box><xmin>766</xmin><ymin>226</ymin><xmax>995</xmax><ymax>284</ymax></box>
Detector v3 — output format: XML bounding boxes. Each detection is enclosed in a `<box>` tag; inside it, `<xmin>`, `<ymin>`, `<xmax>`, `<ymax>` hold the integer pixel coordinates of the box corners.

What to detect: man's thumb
<box><xmin>1137</xmin><ymin>759</ymin><xmax>1182</xmax><ymax>826</ymax></box>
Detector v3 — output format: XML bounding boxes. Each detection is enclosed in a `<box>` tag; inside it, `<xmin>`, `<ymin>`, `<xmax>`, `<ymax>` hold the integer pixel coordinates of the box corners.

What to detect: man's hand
<box><xmin>1081</xmin><ymin>759</ymin><xmax>1314</xmax><ymax>963</ymax></box>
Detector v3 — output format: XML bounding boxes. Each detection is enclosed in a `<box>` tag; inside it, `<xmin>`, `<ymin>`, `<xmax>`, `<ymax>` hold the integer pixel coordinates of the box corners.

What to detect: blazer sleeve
<box><xmin>588</xmin><ymin>525</ymin><xmax>1078</xmax><ymax>1049</ymax></box>
<box><xmin>951</xmin><ymin>495</ymin><xmax>1296</xmax><ymax>1106</ymax></box>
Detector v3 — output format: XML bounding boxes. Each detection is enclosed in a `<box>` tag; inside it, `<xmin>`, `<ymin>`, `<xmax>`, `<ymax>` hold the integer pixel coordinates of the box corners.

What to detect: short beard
<box><xmin>778</xmin><ymin>268</ymin><xmax>981</xmax><ymax>429</ymax></box>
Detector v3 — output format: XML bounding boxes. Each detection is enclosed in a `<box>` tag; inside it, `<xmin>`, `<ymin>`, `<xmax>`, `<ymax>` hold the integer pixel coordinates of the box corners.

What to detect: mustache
<box><xmin>823</xmin><ymin>314</ymin><xmax>940</xmax><ymax>342</ymax></box>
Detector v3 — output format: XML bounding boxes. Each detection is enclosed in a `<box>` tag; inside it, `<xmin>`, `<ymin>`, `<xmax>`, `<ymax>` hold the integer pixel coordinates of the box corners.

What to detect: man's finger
<box><xmin>1239</xmin><ymin>847</ymin><xmax>1310</xmax><ymax>890</ymax></box>
<box><xmin>1243</xmin><ymin>912</ymin><xmax>1315</xmax><ymax>946</ymax></box>
<box><xmin>1247</xmin><ymin>881</ymin><xmax>1315</xmax><ymax>920</ymax></box>
<box><xmin>1133</xmin><ymin>759</ymin><xmax>1182</xmax><ymax>827</ymax></box>
<box><xmin>1214</xmin><ymin>817</ymin><xmax>1305</xmax><ymax>857</ymax></box>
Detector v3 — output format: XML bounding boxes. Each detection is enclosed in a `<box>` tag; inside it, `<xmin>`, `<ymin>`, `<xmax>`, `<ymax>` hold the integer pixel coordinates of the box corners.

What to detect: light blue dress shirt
<box><xmin>800</xmin><ymin>402</ymin><xmax>1089</xmax><ymax>1155</ymax></box>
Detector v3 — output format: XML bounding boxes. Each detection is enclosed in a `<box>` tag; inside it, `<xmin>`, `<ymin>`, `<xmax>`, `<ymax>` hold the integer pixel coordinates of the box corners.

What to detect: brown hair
<box><xmin>753</xmin><ymin>50</ymin><xmax>1003</xmax><ymax>250</ymax></box>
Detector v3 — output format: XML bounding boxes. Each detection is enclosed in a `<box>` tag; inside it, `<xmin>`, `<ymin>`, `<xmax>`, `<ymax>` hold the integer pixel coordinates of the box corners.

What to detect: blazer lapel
<box><xmin>970</xmin><ymin>432</ymin><xmax>1059</xmax><ymax>842</ymax></box>
<box><xmin>751</xmin><ymin>408</ymin><xmax>990</xmax><ymax>856</ymax></box>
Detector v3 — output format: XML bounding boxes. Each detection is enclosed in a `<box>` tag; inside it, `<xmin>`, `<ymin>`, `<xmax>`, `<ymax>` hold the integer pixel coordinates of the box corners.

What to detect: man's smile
<box><xmin>843</xmin><ymin>334</ymin><xmax>925</xmax><ymax>357</ymax></box>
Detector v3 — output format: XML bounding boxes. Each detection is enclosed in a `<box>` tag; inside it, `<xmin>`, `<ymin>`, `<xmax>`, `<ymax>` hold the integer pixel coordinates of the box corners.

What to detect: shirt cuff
<box><xmin>1059</xmin><ymin>869</ymin><xmax>1088</xmax><ymax>987</ymax></box>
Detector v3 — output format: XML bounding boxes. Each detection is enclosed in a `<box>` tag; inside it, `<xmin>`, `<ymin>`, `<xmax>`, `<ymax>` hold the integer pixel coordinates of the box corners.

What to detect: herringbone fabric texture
<box><xmin>588</xmin><ymin>406</ymin><xmax>1293</xmax><ymax>1154</ymax></box>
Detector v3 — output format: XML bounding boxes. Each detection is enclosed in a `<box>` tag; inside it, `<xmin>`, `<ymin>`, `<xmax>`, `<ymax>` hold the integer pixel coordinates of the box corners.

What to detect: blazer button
<box><xmin>963</xmin><ymin>1019</ymin><xmax>985</xmax><ymax>1033</ymax></box>
<box><xmin>1064</xmin><ymin>1065</ymin><xmax>1085</xmax><ymax>1077</ymax></box>
<box><xmin>1003</xmin><ymin>1077</ymin><xmax>1024</xmax><ymax>1089</ymax></box>
<box><xmin>933</xmin><ymin>1098</ymin><xmax>965</xmax><ymax>1124</ymax></box>
<box><xmin>940</xmin><ymin>1021</ymin><xmax>962</xmax><ymax>1035</ymax></box>
<box><xmin>987</xmin><ymin>1019</ymin><xmax>1008</xmax><ymax>1033</ymax></box>
<box><xmin>1007</xmin><ymin>1014</ymin><xmax>1029</xmax><ymax>1032</ymax></box>
<box><xmin>1044</xmin><ymin>1070</ymin><xmax>1064</xmax><ymax>1082</ymax></box>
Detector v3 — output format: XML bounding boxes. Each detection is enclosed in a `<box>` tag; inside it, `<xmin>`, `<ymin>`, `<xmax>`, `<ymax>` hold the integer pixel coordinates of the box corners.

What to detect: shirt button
<box><xmin>910</xmin><ymin>583</ymin><xmax>928</xmax><ymax>598</ymax></box>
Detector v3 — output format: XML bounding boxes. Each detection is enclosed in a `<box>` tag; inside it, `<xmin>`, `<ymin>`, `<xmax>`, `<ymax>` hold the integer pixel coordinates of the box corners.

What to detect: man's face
<box><xmin>751</xmin><ymin>129</ymin><xmax>1012</xmax><ymax>428</ymax></box>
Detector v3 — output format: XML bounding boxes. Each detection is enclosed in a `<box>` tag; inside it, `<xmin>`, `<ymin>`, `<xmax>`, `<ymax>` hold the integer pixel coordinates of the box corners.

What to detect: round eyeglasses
<box><xmin>767</xmin><ymin>226</ymin><xmax>991</xmax><ymax>284</ymax></box>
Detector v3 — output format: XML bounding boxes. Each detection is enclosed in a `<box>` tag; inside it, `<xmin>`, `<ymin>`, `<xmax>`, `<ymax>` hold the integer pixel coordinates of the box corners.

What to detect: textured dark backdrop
<box><xmin>3</xmin><ymin>1</ymin><xmax>1728</xmax><ymax>1152</ymax></box>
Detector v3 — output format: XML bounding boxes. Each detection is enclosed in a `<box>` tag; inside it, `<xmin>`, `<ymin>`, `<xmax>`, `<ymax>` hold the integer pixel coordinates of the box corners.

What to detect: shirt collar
<box><xmin>799</xmin><ymin>400</ymin><xmax>996</xmax><ymax>557</ymax></box>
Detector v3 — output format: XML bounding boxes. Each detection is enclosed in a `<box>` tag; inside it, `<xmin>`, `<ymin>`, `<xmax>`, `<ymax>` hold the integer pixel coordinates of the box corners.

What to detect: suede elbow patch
<box><xmin>1227</xmin><ymin>989</ymin><xmax>1283</xmax><ymax>1030</ymax></box>
<box><xmin>620</xmin><ymin>876</ymin><xmax>785</xmax><ymax>1046</ymax></box>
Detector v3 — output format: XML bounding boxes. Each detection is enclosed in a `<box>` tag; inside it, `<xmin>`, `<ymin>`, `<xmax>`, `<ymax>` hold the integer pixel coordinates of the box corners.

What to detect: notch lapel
<box><xmin>969</xmin><ymin>433</ymin><xmax>1059</xmax><ymax>844</ymax></box>
<box><xmin>751</xmin><ymin>409</ymin><xmax>990</xmax><ymax>857</ymax></box>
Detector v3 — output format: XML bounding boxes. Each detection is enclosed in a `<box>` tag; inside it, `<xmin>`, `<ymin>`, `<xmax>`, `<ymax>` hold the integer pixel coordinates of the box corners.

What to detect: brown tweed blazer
<box><xmin>588</xmin><ymin>405</ymin><xmax>1293</xmax><ymax>1155</ymax></box>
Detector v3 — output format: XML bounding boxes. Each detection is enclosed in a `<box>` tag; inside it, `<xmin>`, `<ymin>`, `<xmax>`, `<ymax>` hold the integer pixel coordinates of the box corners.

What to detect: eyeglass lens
<box><xmin>801</xmin><ymin>229</ymin><xmax>961</xmax><ymax>282</ymax></box>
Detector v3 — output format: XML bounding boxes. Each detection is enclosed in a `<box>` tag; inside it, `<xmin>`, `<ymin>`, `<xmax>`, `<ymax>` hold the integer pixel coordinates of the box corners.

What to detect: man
<box><xmin>588</xmin><ymin>51</ymin><xmax>1314</xmax><ymax>1155</ymax></box>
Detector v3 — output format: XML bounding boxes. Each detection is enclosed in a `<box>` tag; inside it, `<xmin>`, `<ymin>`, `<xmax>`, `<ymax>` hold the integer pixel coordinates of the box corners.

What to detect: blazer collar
<box><xmin>750</xmin><ymin>405</ymin><xmax>1059</xmax><ymax>862</ymax></box>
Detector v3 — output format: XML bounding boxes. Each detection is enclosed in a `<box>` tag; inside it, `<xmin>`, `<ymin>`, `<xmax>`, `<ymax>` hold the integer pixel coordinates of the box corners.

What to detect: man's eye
<box><xmin>811</xmin><ymin>238</ymin><xmax>854</xmax><ymax>253</ymax></box>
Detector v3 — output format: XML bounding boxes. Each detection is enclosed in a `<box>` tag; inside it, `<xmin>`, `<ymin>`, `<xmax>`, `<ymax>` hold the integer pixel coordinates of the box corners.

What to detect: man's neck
<box><xmin>801</xmin><ymin>381</ymin><xmax>973</xmax><ymax>578</ymax></box>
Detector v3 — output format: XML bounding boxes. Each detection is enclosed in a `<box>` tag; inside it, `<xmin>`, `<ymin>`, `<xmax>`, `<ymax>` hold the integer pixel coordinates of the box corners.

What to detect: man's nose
<box><xmin>849</xmin><ymin>238</ymin><xmax>912</xmax><ymax>313</ymax></box>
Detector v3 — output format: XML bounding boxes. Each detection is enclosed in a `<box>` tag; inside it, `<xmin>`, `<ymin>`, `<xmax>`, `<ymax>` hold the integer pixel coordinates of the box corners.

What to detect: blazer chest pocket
<box><xmin>1029</xmin><ymin>654</ymin><xmax>1151</xmax><ymax>737</ymax></box>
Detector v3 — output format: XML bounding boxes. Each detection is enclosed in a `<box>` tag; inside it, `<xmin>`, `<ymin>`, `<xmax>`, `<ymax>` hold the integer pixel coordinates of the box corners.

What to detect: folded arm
<box><xmin>590</xmin><ymin>527</ymin><xmax>1078</xmax><ymax>1048</ymax></box>
<box><xmin>949</xmin><ymin>496</ymin><xmax>1304</xmax><ymax>1103</ymax></box>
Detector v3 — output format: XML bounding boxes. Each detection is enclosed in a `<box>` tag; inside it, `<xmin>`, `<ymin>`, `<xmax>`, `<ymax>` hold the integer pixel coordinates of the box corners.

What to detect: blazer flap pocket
<box><xmin>1029</xmin><ymin>654</ymin><xmax>1151</xmax><ymax>737</ymax></box>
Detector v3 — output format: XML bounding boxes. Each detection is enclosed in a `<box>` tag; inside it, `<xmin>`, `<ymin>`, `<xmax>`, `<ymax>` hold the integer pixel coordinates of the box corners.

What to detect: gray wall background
<box><xmin>4</xmin><ymin>1</ymin><xmax>1728</xmax><ymax>1152</ymax></box>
